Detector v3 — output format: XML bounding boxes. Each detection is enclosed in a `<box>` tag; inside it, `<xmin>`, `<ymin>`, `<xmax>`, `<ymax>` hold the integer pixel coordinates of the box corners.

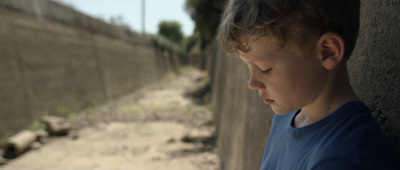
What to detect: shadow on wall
<box><xmin>0</xmin><ymin>1</ymin><xmax>181</xmax><ymax>143</ymax></box>
<box><xmin>348</xmin><ymin>0</ymin><xmax>400</xmax><ymax>154</ymax></box>
<box><xmin>206</xmin><ymin>1</ymin><xmax>400</xmax><ymax>170</ymax></box>
<box><xmin>205</xmin><ymin>41</ymin><xmax>274</xmax><ymax>170</ymax></box>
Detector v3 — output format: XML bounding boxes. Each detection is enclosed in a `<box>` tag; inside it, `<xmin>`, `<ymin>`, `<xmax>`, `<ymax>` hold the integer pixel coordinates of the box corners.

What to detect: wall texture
<box><xmin>209</xmin><ymin>40</ymin><xmax>273</xmax><ymax>170</ymax></box>
<box><xmin>348</xmin><ymin>0</ymin><xmax>400</xmax><ymax>153</ymax></box>
<box><xmin>210</xmin><ymin>1</ymin><xmax>400</xmax><ymax>170</ymax></box>
<box><xmin>0</xmin><ymin>1</ymin><xmax>180</xmax><ymax>140</ymax></box>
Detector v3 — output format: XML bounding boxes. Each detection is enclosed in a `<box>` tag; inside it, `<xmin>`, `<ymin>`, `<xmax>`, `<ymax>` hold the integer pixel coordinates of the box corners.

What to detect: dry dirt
<box><xmin>1</xmin><ymin>68</ymin><xmax>219</xmax><ymax>170</ymax></box>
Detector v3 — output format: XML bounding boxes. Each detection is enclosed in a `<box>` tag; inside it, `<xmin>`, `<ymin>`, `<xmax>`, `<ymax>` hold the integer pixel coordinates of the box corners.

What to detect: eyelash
<box><xmin>261</xmin><ymin>68</ymin><xmax>272</xmax><ymax>74</ymax></box>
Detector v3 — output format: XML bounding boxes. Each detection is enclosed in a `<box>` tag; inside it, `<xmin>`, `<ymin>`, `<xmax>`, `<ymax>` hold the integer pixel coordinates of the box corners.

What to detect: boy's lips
<box><xmin>259</xmin><ymin>93</ymin><xmax>274</xmax><ymax>104</ymax></box>
<box><xmin>263</xmin><ymin>98</ymin><xmax>274</xmax><ymax>104</ymax></box>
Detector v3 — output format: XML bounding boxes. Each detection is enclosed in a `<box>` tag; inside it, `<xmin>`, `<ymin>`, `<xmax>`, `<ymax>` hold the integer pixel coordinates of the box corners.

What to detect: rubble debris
<box><xmin>184</xmin><ymin>76</ymin><xmax>211</xmax><ymax>105</ymax></box>
<box><xmin>0</xmin><ymin>156</ymin><xmax>7</xmax><ymax>165</ymax></box>
<box><xmin>30</xmin><ymin>142</ymin><xmax>42</xmax><ymax>150</ymax></box>
<box><xmin>167</xmin><ymin>137</ymin><xmax>176</xmax><ymax>143</ymax></box>
<box><xmin>42</xmin><ymin>116</ymin><xmax>71</xmax><ymax>136</ymax></box>
<box><xmin>0</xmin><ymin>116</ymin><xmax>71</xmax><ymax>162</ymax></box>
<box><xmin>35</xmin><ymin>129</ymin><xmax>49</xmax><ymax>144</ymax></box>
<box><xmin>3</xmin><ymin>130</ymin><xmax>37</xmax><ymax>158</ymax></box>
<box><xmin>70</xmin><ymin>132</ymin><xmax>80</xmax><ymax>140</ymax></box>
<box><xmin>0</xmin><ymin>149</ymin><xmax>5</xmax><ymax>165</ymax></box>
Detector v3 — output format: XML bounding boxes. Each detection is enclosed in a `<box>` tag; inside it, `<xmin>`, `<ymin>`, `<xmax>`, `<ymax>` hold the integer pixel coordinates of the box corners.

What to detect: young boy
<box><xmin>218</xmin><ymin>0</ymin><xmax>397</xmax><ymax>169</ymax></box>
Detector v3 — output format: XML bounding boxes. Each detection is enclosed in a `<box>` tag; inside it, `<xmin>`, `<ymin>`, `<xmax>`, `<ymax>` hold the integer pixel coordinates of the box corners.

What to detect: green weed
<box><xmin>29</xmin><ymin>119</ymin><xmax>45</xmax><ymax>131</ymax></box>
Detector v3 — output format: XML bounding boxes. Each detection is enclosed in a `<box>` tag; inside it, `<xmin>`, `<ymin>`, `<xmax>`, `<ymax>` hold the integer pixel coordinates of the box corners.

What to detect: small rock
<box><xmin>0</xmin><ymin>156</ymin><xmax>7</xmax><ymax>165</ymax></box>
<box><xmin>167</xmin><ymin>138</ymin><xmax>176</xmax><ymax>143</ymax></box>
<box><xmin>30</xmin><ymin>142</ymin><xmax>42</xmax><ymax>150</ymax></box>
<box><xmin>42</xmin><ymin>116</ymin><xmax>71</xmax><ymax>136</ymax></box>
<box><xmin>181</xmin><ymin>134</ymin><xmax>194</xmax><ymax>143</ymax></box>
<box><xmin>35</xmin><ymin>129</ymin><xmax>49</xmax><ymax>144</ymax></box>
<box><xmin>68</xmin><ymin>131</ymin><xmax>80</xmax><ymax>140</ymax></box>
<box><xmin>0</xmin><ymin>149</ymin><xmax>8</xmax><ymax>165</ymax></box>
<box><xmin>70</xmin><ymin>133</ymin><xmax>80</xmax><ymax>140</ymax></box>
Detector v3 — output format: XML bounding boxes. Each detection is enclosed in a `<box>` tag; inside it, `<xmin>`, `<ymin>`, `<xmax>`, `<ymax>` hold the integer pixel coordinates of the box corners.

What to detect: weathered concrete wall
<box><xmin>210</xmin><ymin>1</ymin><xmax>400</xmax><ymax>170</ymax></box>
<box><xmin>0</xmin><ymin>2</ymin><xmax>180</xmax><ymax>140</ymax></box>
<box><xmin>0</xmin><ymin>0</ymin><xmax>145</xmax><ymax>44</ymax></box>
<box><xmin>348</xmin><ymin>0</ymin><xmax>400</xmax><ymax>152</ymax></box>
<box><xmin>209</xmin><ymin>40</ymin><xmax>273</xmax><ymax>170</ymax></box>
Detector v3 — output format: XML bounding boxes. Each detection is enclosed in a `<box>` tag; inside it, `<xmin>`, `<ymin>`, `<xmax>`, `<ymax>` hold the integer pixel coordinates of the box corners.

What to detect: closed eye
<box><xmin>261</xmin><ymin>68</ymin><xmax>272</xmax><ymax>74</ymax></box>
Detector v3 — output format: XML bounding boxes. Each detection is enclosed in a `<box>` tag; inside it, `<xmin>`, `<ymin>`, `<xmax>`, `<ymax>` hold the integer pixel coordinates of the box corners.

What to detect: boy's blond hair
<box><xmin>218</xmin><ymin>0</ymin><xmax>360</xmax><ymax>59</ymax></box>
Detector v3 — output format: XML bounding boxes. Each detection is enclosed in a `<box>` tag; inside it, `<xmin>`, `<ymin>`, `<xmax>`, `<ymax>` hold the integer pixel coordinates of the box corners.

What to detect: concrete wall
<box><xmin>210</xmin><ymin>1</ymin><xmax>400</xmax><ymax>169</ymax></box>
<box><xmin>0</xmin><ymin>2</ymin><xmax>180</xmax><ymax>140</ymax></box>
<box><xmin>0</xmin><ymin>0</ymin><xmax>146</xmax><ymax>44</ymax></box>
<box><xmin>348</xmin><ymin>0</ymin><xmax>400</xmax><ymax>153</ymax></box>
<box><xmin>209</xmin><ymin>41</ymin><xmax>273</xmax><ymax>170</ymax></box>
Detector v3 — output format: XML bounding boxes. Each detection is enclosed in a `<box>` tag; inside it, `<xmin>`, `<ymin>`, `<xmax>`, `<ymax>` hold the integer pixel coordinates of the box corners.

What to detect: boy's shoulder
<box><xmin>312</xmin><ymin>102</ymin><xmax>397</xmax><ymax>168</ymax></box>
<box><xmin>263</xmin><ymin>102</ymin><xmax>397</xmax><ymax>169</ymax></box>
<box><xmin>284</xmin><ymin>101</ymin><xmax>386</xmax><ymax>148</ymax></box>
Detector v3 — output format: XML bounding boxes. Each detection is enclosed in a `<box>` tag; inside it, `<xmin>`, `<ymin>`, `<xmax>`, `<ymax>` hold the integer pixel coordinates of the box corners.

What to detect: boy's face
<box><xmin>239</xmin><ymin>36</ymin><xmax>328</xmax><ymax>115</ymax></box>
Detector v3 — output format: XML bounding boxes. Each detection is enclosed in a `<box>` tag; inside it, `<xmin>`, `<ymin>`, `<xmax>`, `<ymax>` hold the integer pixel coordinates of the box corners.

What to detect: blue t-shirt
<box><xmin>261</xmin><ymin>101</ymin><xmax>397</xmax><ymax>170</ymax></box>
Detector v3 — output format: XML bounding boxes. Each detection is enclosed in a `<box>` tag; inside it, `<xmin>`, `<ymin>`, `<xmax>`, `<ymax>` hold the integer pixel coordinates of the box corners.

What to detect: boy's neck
<box><xmin>293</xmin><ymin>64</ymin><xmax>359</xmax><ymax>128</ymax></box>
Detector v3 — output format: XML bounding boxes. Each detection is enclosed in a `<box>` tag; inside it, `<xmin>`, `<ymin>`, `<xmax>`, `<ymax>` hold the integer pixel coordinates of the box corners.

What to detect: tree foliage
<box><xmin>158</xmin><ymin>21</ymin><xmax>184</xmax><ymax>44</ymax></box>
<box><xmin>185</xmin><ymin>0</ymin><xmax>226</xmax><ymax>49</ymax></box>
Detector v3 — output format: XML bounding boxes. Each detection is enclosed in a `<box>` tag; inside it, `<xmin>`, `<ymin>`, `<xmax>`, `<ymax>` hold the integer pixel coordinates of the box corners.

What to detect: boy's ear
<box><xmin>317</xmin><ymin>32</ymin><xmax>345</xmax><ymax>70</ymax></box>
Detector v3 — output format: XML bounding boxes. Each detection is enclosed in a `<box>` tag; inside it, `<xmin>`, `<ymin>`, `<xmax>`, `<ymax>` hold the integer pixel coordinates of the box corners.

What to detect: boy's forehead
<box><xmin>239</xmin><ymin>51</ymin><xmax>255</xmax><ymax>63</ymax></box>
<box><xmin>239</xmin><ymin>49</ymin><xmax>273</xmax><ymax>64</ymax></box>
<box><xmin>238</xmin><ymin>37</ymin><xmax>278</xmax><ymax>62</ymax></box>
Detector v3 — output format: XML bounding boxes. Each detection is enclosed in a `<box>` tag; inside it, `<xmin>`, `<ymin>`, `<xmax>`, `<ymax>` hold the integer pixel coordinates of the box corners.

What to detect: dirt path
<box><xmin>1</xmin><ymin>68</ymin><xmax>219</xmax><ymax>170</ymax></box>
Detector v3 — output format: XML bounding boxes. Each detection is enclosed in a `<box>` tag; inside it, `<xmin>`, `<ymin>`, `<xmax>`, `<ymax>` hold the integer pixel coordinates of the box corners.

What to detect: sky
<box><xmin>55</xmin><ymin>0</ymin><xmax>195</xmax><ymax>37</ymax></box>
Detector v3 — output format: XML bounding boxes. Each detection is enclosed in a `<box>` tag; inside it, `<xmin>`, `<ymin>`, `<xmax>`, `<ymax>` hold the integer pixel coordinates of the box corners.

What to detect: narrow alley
<box><xmin>2</xmin><ymin>68</ymin><xmax>219</xmax><ymax>170</ymax></box>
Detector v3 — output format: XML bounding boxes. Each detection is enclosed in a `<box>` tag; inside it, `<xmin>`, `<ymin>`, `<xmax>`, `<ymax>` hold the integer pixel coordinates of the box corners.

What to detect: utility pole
<box><xmin>141</xmin><ymin>0</ymin><xmax>145</xmax><ymax>34</ymax></box>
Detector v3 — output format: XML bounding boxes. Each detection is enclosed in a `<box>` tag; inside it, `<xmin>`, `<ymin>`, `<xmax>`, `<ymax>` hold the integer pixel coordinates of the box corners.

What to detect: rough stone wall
<box><xmin>210</xmin><ymin>1</ymin><xmax>400</xmax><ymax>169</ymax></box>
<box><xmin>0</xmin><ymin>3</ymin><xmax>180</xmax><ymax>140</ymax></box>
<box><xmin>348</xmin><ymin>0</ymin><xmax>400</xmax><ymax>152</ymax></box>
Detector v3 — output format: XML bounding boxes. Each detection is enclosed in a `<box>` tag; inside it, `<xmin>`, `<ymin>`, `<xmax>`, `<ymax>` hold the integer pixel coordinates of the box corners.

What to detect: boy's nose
<box><xmin>248</xmin><ymin>76</ymin><xmax>266</xmax><ymax>90</ymax></box>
